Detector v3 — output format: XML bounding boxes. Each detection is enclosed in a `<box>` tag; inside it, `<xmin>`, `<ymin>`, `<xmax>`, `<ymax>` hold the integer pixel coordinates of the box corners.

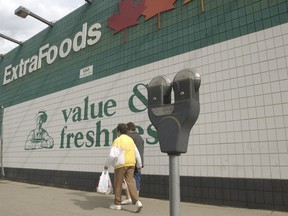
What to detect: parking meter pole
<box><xmin>169</xmin><ymin>155</ymin><xmax>180</xmax><ymax>216</ymax></box>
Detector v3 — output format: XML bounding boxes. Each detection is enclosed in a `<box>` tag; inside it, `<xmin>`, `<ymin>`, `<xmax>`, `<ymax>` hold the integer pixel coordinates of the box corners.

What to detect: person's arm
<box><xmin>41</xmin><ymin>131</ymin><xmax>54</xmax><ymax>148</ymax></box>
<box><xmin>104</xmin><ymin>145</ymin><xmax>119</xmax><ymax>170</ymax></box>
<box><xmin>134</xmin><ymin>147</ymin><xmax>142</xmax><ymax>170</ymax></box>
<box><xmin>104</xmin><ymin>156</ymin><xmax>114</xmax><ymax>169</ymax></box>
<box><xmin>25</xmin><ymin>131</ymin><xmax>35</xmax><ymax>150</ymax></box>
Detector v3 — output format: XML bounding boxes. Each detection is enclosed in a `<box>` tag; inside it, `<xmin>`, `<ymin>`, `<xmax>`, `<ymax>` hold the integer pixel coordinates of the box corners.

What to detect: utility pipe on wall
<box><xmin>0</xmin><ymin>105</ymin><xmax>5</xmax><ymax>178</ymax></box>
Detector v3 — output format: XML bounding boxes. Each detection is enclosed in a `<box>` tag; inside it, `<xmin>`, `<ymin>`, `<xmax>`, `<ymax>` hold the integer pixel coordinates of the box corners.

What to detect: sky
<box><xmin>0</xmin><ymin>0</ymin><xmax>86</xmax><ymax>54</ymax></box>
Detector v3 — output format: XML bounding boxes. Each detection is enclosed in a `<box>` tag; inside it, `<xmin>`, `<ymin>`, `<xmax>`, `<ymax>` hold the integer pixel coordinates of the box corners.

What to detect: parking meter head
<box><xmin>173</xmin><ymin>69</ymin><xmax>201</xmax><ymax>102</ymax></box>
<box><xmin>157</xmin><ymin>116</ymin><xmax>185</xmax><ymax>155</ymax></box>
<box><xmin>148</xmin><ymin>76</ymin><xmax>172</xmax><ymax>106</ymax></box>
<box><xmin>193</xmin><ymin>72</ymin><xmax>201</xmax><ymax>92</ymax></box>
<box><xmin>147</xmin><ymin>69</ymin><xmax>201</xmax><ymax>155</ymax></box>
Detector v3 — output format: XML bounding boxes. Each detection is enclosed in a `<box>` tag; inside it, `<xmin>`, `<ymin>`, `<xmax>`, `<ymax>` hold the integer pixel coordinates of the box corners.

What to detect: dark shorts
<box><xmin>134</xmin><ymin>168</ymin><xmax>141</xmax><ymax>191</ymax></box>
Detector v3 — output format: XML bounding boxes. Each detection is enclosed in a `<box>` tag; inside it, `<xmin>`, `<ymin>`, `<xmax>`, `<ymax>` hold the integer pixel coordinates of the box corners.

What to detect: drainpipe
<box><xmin>0</xmin><ymin>105</ymin><xmax>5</xmax><ymax>178</ymax></box>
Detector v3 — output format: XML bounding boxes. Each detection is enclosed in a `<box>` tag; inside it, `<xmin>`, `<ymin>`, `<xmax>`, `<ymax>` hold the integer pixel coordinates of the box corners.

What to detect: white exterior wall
<box><xmin>3</xmin><ymin>22</ymin><xmax>288</xmax><ymax>180</ymax></box>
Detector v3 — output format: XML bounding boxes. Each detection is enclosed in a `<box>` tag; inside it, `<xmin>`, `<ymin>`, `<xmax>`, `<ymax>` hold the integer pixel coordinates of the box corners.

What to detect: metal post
<box><xmin>0</xmin><ymin>106</ymin><xmax>4</xmax><ymax>178</ymax></box>
<box><xmin>0</xmin><ymin>33</ymin><xmax>23</xmax><ymax>45</ymax></box>
<box><xmin>169</xmin><ymin>155</ymin><xmax>180</xmax><ymax>216</ymax></box>
<box><xmin>29</xmin><ymin>12</ymin><xmax>53</xmax><ymax>27</ymax></box>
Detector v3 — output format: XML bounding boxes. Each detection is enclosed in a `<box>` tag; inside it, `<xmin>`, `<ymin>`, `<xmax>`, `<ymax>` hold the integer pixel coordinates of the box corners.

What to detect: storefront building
<box><xmin>0</xmin><ymin>0</ymin><xmax>288</xmax><ymax>211</ymax></box>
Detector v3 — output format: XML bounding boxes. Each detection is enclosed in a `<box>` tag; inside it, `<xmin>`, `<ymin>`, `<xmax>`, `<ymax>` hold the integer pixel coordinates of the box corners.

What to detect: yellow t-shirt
<box><xmin>105</xmin><ymin>134</ymin><xmax>142</xmax><ymax>169</ymax></box>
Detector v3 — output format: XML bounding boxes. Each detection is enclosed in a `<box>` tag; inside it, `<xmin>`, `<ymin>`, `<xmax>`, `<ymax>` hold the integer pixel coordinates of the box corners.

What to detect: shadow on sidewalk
<box><xmin>70</xmin><ymin>192</ymin><xmax>113</xmax><ymax>210</ymax></box>
<box><xmin>69</xmin><ymin>192</ymin><xmax>138</xmax><ymax>213</ymax></box>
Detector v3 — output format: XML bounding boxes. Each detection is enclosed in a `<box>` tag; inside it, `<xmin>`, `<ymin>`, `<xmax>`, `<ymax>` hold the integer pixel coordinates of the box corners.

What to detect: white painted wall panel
<box><xmin>3</xmin><ymin>23</ymin><xmax>288</xmax><ymax>179</ymax></box>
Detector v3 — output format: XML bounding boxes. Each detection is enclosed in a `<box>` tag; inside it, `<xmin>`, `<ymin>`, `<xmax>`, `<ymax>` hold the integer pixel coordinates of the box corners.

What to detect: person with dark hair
<box><xmin>104</xmin><ymin>123</ymin><xmax>143</xmax><ymax>212</ymax></box>
<box><xmin>122</xmin><ymin>122</ymin><xmax>144</xmax><ymax>205</ymax></box>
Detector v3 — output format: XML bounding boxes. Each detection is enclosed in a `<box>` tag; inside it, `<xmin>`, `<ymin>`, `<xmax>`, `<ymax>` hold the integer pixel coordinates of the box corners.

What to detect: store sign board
<box><xmin>2</xmin><ymin>23</ymin><xmax>101</xmax><ymax>85</ymax></box>
<box><xmin>1</xmin><ymin>0</ymin><xmax>204</xmax><ymax>86</ymax></box>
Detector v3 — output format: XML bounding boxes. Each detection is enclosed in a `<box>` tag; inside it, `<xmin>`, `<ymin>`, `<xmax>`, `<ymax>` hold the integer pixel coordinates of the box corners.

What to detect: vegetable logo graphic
<box><xmin>142</xmin><ymin>0</ymin><xmax>176</xmax><ymax>29</ymax></box>
<box><xmin>107</xmin><ymin>0</ymin><xmax>145</xmax><ymax>42</ymax></box>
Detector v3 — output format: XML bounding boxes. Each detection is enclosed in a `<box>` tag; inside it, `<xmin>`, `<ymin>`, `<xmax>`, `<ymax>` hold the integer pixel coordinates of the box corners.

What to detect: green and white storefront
<box><xmin>0</xmin><ymin>0</ymin><xmax>288</xmax><ymax>211</ymax></box>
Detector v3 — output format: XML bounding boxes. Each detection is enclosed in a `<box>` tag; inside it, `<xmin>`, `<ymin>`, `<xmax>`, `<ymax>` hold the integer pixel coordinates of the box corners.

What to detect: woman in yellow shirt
<box><xmin>104</xmin><ymin>123</ymin><xmax>143</xmax><ymax>212</ymax></box>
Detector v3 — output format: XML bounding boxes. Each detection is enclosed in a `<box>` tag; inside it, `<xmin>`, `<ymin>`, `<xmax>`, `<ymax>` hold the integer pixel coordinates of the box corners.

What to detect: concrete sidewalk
<box><xmin>0</xmin><ymin>180</ymin><xmax>287</xmax><ymax>216</ymax></box>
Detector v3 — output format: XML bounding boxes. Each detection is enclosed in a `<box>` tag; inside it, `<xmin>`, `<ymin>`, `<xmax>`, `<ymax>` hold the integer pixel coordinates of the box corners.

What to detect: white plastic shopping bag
<box><xmin>97</xmin><ymin>171</ymin><xmax>113</xmax><ymax>194</ymax></box>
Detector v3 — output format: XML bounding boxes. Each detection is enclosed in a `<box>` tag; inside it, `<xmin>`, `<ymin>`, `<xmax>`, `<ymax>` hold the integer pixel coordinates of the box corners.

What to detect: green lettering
<box><xmin>62</xmin><ymin>109</ymin><xmax>72</xmax><ymax>123</ymax></box>
<box><xmin>146</xmin><ymin>124</ymin><xmax>158</xmax><ymax>145</ymax></box>
<box><xmin>91</xmin><ymin>101</ymin><xmax>103</xmax><ymax>119</ymax></box>
<box><xmin>95</xmin><ymin>120</ymin><xmax>110</xmax><ymax>147</ymax></box>
<box><xmin>60</xmin><ymin>126</ymin><xmax>67</xmax><ymax>148</ymax></box>
<box><xmin>86</xmin><ymin>130</ymin><xmax>95</xmax><ymax>147</ymax></box>
<box><xmin>128</xmin><ymin>83</ymin><xmax>148</xmax><ymax>113</ymax></box>
<box><xmin>66</xmin><ymin>133</ymin><xmax>74</xmax><ymax>148</ymax></box>
<box><xmin>84</xmin><ymin>96</ymin><xmax>89</xmax><ymax>120</ymax></box>
<box><xmin>104</xmin><ymin>99</ymin><xmax>117</xmax><ymax>117</ymax></box>
<box><xmin>72</xmin><ymin>106</ymin><xmax>82</xmax><ymax>122</ymax></box>
<box><xmin>74</xmin><ymin>132</ymin><xmax>84</xmax><ymax>148</ymax></box>
<box><xmin>136</xmin><ymin>126</ymin><xmax>144</xmax><ymax>136</ymax></box>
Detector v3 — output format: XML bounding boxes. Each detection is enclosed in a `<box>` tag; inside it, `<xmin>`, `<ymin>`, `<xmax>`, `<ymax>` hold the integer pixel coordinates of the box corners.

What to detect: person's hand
<box><xmin>104</xmin><ymin>166</ymin><xmax>108</xmax><ymax>174</ymax></box>
<box><xmin>137</xmin><ymin>167</ymin><xmax>142</xmax><ymax>173</ymax></box>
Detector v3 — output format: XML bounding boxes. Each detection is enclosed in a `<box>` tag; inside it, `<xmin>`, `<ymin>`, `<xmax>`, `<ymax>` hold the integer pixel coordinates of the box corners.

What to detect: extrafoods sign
<box><xmin>2</xmin><ymin>22</ymin><xmax>102</xmax><ymax>85</ymax></box>
<box><xmin>2</xmin><ymin>0</ymin><xmax>204</xmax><ymax>86</ymax></box>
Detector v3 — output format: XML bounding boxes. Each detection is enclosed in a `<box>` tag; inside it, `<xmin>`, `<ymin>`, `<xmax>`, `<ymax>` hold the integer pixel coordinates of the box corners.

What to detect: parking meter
<box><xmin>147</xmin><ymin>69</ymin><xmax>201</xmax><ymax>216</ymax></box>
<box><xmin>148</xmin><ymin>69</ymin><xmax>201</xmax><ymax>155</ymax></box>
